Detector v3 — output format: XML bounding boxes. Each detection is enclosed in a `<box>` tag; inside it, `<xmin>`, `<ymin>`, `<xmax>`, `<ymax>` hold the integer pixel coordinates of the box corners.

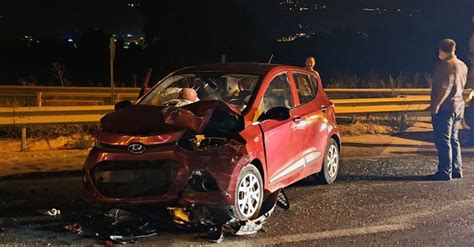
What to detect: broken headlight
<box><xmin>187</xmin><ymin>170</ymin><xmax>219</xmax><ymax>192</ymax></box>
<box><xmin>177</xmin><ymin>135</ymin><xmax>227</xmax><ymax>151</ymax></box>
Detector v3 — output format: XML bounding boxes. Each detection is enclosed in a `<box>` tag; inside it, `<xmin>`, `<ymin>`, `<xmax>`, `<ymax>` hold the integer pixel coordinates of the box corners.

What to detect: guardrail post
<box><xmin>37</xmin><ymin>92</ymin><xmax>43</xmax><ymax>107</ymax></box>
<box><xmin>21</xmin><ymin>127</ymin><xmax>27</xmax><ymax>152</ymax></box>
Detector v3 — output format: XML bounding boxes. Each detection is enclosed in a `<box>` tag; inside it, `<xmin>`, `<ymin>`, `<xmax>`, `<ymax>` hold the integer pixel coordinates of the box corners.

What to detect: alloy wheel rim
<box><xmin>237</xmin><ymin>173</ymin><xmax>261</xmax><ymax>218</ymax></box>
<box><xmin>327</xmin><ymin>145</ymin><xmax>339</xmax><ymax>178</ymax></box>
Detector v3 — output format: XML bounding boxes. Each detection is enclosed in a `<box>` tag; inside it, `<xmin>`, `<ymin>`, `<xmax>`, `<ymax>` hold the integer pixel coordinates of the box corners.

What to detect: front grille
<box><xmin>98</xmin><ymin>142</ymin><xmax>176</xmax><ymax>150</ymax></box>
<box><xmin>92</xmin><ymin>159</ymin><xmax>179</xmax><ymax>198</ymax></box>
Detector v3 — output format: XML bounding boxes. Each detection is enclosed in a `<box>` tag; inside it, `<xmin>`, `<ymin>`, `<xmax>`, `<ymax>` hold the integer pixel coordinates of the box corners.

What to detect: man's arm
<box><xmin>431</xmin><ymin>65</ymin><xmax>456</xmax><ymax>114</ymax></box>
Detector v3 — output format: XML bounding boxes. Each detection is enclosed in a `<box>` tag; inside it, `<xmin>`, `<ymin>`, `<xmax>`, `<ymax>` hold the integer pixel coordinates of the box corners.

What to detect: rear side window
<box><xmin>293</xmin><ymin>73</ymin><xmax>317</xmax><ymax>105</ymax></box>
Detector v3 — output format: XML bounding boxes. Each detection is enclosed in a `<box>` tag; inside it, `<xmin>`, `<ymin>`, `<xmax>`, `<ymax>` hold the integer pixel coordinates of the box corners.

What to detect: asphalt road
<box><xmin>1</xmin><ymin>152</ymin><xmax>474</xmax><ymax>246</ymax></box>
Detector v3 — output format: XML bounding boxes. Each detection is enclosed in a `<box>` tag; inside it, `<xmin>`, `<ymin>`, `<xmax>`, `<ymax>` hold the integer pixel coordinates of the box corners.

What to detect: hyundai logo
<box><xmin>127</xmin><ymin>143</ymin><xmax>146</xmax><ymax>155</ymax></box>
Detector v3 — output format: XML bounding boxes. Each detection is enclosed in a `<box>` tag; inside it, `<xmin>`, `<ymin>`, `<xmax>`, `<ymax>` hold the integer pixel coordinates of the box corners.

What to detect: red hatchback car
<box><xmin>83</xmin><ymin>63</ymin><xmax>340</xmax><ymax>221</ymax></box>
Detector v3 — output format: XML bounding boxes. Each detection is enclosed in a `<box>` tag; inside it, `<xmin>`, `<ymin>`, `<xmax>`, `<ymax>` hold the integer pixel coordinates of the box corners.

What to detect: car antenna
<box><xmin>267</xmin><ymin>54</ymin><xmax>274</xmax><ymax>64</ymax></box>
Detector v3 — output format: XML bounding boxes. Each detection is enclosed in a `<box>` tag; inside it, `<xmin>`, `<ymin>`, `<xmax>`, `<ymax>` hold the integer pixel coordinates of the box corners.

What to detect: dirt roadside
<box><xmin>0</xmin><ymin>134</ymin><xmax>420</xmax><ymax>178</ymax></box>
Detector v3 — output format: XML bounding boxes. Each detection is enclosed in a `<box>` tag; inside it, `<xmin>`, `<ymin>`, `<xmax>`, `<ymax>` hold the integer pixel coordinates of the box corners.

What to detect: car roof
<box><xmin>174</xmin><ymin>62</ymin><xmax>302</xmax><ymax>75</ymax></box>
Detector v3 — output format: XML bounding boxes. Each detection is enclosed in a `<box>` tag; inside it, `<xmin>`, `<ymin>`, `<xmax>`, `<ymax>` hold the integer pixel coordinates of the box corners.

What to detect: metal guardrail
<box><xmin>0</xmin><ymin>106</ymin><xmax>113</xmax><ymax>126</ymax></box>
<box><xmin>0</xmin><ymin>96</ymin><xmax>433</xmax><ymax>127</ymax></box>
<box><xmin>0</xmin><ymin>86</ymin><xmax>140</xmax><ymax>107</ymax></box>
<box><xmin>325</xmin><ymin>88</ymin><xmax>431</xmax><ymax>93</ymax></box>
<box><xmin>1</xmin><ymin>86</ymin><xmax>431</xmax><ymax>96</ymax></box>
<box><xmin>332</xmin><ymin>96</ymin><xmax>430</xmax><ymax>114</ymax></box>
<box><xmin>0</xmin><ymin>86</ymin><xmax>435</xmax><ymax>106</ymax></box>
<box><xmin>0</xmin><ymin>95</ymin><xmax>432</xmax><ymax>151</ymax></box>
<box><xmin>332</xmin><ymin>95</ymin><xmax>430</xmax><ymax>105</ymax></box>
<box><xmin>36</xmin><ymin>92</ymin><xmax>138</xmax><ymax>106</ymax></box>
<box><xmin>1</xmin><ymin>85</ymin><xmax>432</xmax><ymax>94</ymax></box>
<box><xmin>335</xmin><ymin>103</ymin><xmax>430</xmax><ymax>114</ymax></box>
<box><xmin>1</xmin><ymin>87</ymin><xmax>471</xmax><ymax>152</ymax></box>
<box><xmin>0</xmin><ymin>85</ymin><xmax>140</xmax><ymax>94</ymax></box>
<box><xmin>0</xmin><ymin>105</ymin><xmax>114</xmax><ymax>151</ymax></box>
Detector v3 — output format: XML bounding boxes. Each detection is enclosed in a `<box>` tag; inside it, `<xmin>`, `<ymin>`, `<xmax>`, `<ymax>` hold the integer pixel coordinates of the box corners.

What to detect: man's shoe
<box><xmin>425</xmin><ymin>173</ymin><xmax>452</xmax><ymax>181</ymax></box>
<box><xmin>452</xmin><ymin>171</ymin><xmax>463</xmax><ymax>179</ymax></box>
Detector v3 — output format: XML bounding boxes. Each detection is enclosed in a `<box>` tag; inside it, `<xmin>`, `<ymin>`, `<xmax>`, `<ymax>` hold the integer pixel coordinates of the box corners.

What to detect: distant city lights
<box><xmin>280</xmin><ymin>0</ymin><xmax>327</xmax><ymax>12</ymax></box>
<box><xmin>127</xmin><ymin>2</ymin><xmax>140</xmax><ymax>8</ymax></box>
<box><xmin>277</xmin><ymin>32</ymin><xmax>312</xmax><ymax>42</ymax></box>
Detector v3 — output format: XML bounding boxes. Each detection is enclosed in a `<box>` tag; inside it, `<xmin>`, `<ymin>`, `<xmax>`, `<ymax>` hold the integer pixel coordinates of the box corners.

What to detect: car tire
<box><xmin>233</xmin><ymin>164</ymin><xmax>264</xmax><ymax>221</ymax></box>
<box><xmin>315</xmin><ymin>138</ymin><xmax>339</xmax><ymax>184</ymax></box>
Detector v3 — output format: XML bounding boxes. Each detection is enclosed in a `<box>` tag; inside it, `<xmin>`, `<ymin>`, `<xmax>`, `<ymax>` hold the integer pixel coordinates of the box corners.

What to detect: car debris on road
<box><xmin>64</xmin><ymin>223</ymin><xmax>83</xmax><ymax>234</ymax></box>
<box><xmin>39</xmin><ymin>208</ymin><xmax>61</xmax><ymax>217</ymax></box>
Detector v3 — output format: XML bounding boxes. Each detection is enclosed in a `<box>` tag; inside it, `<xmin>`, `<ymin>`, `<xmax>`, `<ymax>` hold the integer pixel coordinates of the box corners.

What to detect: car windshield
<box><xmin>139</xmin><ymin>73</ymin><xmax>260</xmax><ymax>111</ymax></box>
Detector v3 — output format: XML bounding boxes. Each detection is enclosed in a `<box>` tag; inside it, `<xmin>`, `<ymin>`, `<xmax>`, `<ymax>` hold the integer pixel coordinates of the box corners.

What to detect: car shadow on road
<box><xmin>289</xmin><ymin>175</ymin><xmax>427</xmax><ymax>188</ymax></box>
<box><xmin>343</xmin><ymin>142</ymin><xmax>434</xmax><ymax>149</ymax></box>
<box><xmin>337</xmin><ymin>175</ymin><xmax>426</xmax><ymax>182</ymax></box>
<box><xmin>390</xmin><ymin>151</ymin><xmax>474</xmax><ymax>158</ymax></box>
<box><xmin>0</xmin><ymin>170</ymin><xmax>81</xmax><ymax>182</ymax></box>
<box><xmin>396</xmin><ymin>131</ymin><xmax>433</xmax><ymax>143</ymax></box>
<box><xmin>395</xmin><ymin>130</ymin><xmax>474</xmax><ymax>147</ymax></box>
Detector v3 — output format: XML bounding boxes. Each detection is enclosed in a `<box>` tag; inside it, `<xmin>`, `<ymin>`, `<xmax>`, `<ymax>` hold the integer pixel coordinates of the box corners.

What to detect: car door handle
<box><xmin>320</xmin><ymin>105</ymin><xmax>328</xmax><ymax>112</ymax></box>
<box><xmin>293</xmin><ymin>116</ymin><xmax>303</xmax><ymax>122</ymax></box>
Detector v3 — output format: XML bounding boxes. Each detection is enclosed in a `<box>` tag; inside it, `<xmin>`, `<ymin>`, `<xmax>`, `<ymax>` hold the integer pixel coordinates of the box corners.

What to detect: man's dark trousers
<box><xmin>432</xmin><ymin>109</ymin><xmax>463</xmax><ymax>176</ymax></box>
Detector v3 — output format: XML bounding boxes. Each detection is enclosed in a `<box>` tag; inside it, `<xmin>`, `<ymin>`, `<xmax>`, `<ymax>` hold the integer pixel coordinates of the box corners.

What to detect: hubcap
<box><xmin>237</xmin><ymin>173</ymin><xmax>261</xmax><ymax>218</ymax></box>
<box><xmin>327</xmin><ymin>145</ymin><xmax>339</xmax><ymax>178</ymax></box>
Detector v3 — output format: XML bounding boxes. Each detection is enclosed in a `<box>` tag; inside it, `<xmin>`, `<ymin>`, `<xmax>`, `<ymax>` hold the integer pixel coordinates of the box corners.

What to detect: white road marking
<box><xmin>205</xmin><ymin>223</ymin><xmax>414</xmax><ymax>247</ymax></box>
<box><xmin>385</xmin><ymin>197</ymin><xmax>474</xmax><ymax>225</ymax></box>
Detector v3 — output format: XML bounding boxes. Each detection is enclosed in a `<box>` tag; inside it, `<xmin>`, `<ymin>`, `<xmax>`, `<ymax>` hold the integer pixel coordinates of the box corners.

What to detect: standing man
<box><xmin>304</xmin><ymin>56</ymin><xmax>322</xmax><ymax>86</ymax></box>
<box><xmin>304</xmin><ymin>56</ymin><xmax>321</xmax><ymax>78</ymax></box>
<box><xmin>427</xmin><ymin>39</ymin><xmax>468</xmax><ymax>181</ymax></box>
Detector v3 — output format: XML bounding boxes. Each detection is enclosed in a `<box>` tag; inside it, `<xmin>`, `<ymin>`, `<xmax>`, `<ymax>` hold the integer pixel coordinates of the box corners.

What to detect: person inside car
<box><xmin>151</xmin><ymin>87</ymin><xmax>199</xmax><ymax>107</ymax></box>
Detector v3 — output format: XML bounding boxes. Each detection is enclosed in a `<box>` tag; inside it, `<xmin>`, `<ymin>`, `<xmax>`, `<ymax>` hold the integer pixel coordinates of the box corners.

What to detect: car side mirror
<box><xmin>259</xmin><ymin>106</ymin><xmax>291</xmax><ymax>122</ymax></box>
<box><xmin>115</xmin><ymin>100</ymin><xmax>132</xmax><ymax>110</ymax></box>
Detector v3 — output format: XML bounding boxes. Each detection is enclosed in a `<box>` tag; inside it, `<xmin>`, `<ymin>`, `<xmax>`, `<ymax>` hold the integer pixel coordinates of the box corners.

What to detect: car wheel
<box><xmin>315</xmin><ymin>138</ymin><xmax>339</xmax><ymax>184</ymax></box>
<box><xmin>233</xmin><ymin>164</ymin><xmax>264</xmax><ymax>221</ymax></box>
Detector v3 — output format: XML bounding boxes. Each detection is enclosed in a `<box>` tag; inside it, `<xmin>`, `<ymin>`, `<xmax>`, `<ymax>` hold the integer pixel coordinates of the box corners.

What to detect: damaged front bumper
<box><xmin>83</xmin><ymin>142</ymin><xmax>248</xmax><ymax>209</ymax></box>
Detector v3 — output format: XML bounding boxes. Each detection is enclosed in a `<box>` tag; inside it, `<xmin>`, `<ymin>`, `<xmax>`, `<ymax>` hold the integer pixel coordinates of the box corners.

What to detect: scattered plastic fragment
<box><xmin>39</xmin><ymin>208</ymin><xmax>61</xmax><ymax>216</ymax></box>
<box><xmin>276</xmin><ymin>188</ymin><xmax>290</xmax><ymax>210</ymax></box>
<box><xmin>98</xmin><ymin>209</ymin><xmax>160</xmax><ymax>244</ymax></box>
<box><xmin>64</xmin><ymin>223</ymin><xmax>83</xmax><ymax>234</ymax></box>
<box><xmin>104</xmin><ymin>208</ymin><xmax>137</xmax><ymax>226</ymax></box>
<box><xmin>206</xmin><ymin>226</ymin><xmax>225</xmax><ymax>243</ymax></box>
<box><xmin>168</xmin><ymin>207</ymin><xmax>191</xmax><ymax>225</ymax></box>
<box><xmin>110</xmin><ymin>232</ymin><xmax>157</xmax><ymax>243</ymax></box>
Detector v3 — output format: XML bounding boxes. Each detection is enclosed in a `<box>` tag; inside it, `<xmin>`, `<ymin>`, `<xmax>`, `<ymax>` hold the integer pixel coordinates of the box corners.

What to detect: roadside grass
<box><xmin>327</xmin><ymin>72</ymin><xmax>430</xmax><ymax>92</ymax></box>
<box><xmin>0</xmin><ymin>124</ymin><xmax>99</xmax><ymax>150</ymax></box>
<box><xmin>338</xmin><ymin>113</ymin><xmax>417</xmax><ymax>136</ymax></box>
<box><xmin>329</xmin><ymin>73</ymin><xmax>423</xmax><ymax>136</ymax></box>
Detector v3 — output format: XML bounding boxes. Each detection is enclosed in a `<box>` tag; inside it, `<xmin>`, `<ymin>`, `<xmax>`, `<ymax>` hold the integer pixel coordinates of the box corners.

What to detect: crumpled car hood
<box><xmin>100</xmin><ymin>100</ymin><xmax>243</xmax><ymax>136</ymax></box>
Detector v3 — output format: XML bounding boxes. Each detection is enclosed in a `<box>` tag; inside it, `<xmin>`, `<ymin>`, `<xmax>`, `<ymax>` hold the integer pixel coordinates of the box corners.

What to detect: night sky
<box><xmin>1</xmin><ymin>0</ymin><xmax>142</xmax><ymax>38</ymax></box>
<box><xmin>2</xmin><ymin>0</ymin><xmax>472</xmax><ymax>38</ymax></box>
<box><xmin>0</xmin><ymin>0</ymin><xmax>472</xmax><ymax>84</ymax></box>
